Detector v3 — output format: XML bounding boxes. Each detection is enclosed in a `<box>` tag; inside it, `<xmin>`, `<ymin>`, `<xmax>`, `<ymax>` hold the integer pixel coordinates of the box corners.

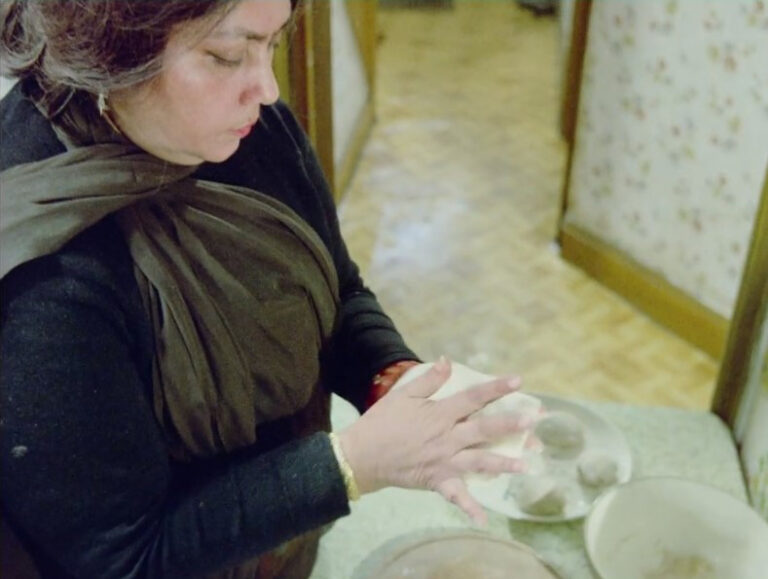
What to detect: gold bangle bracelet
<box><xmin>328</xmin><ymin>432</ymin><xmax>360</xmax><ymax>502</ymax></box>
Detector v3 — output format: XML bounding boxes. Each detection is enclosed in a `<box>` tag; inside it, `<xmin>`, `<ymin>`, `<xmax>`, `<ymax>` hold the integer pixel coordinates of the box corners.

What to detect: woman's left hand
<box><xmin>337</xmin><ymin>358</ymin><xmax>531</xmax><ymax>524</ymax></box>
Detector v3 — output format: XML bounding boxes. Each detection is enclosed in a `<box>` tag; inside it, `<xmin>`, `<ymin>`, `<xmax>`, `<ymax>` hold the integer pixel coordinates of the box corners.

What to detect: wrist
<box><xmin>328</xmin><ymin>432</ymin><xmax>361</xmax><ymax>501</ymax></box>
<box><xmin>335</xmin><ymin>427</ymin><xmax>379</xmax><ymax>496</ymax></box>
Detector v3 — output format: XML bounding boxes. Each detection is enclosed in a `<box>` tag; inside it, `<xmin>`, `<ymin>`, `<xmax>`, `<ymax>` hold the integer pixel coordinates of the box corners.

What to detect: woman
<box><xmin>0</xmin><ymin>1</ymin><xmax>529</xmax><ymax>577</ymax></box>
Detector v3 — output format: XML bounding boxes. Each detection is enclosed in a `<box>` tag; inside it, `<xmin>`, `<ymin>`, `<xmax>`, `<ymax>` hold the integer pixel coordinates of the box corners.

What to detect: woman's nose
<box><xmin>240</xmin><ymin>61</ymin><xmax>280</xmax><ymax>107</ymax></box>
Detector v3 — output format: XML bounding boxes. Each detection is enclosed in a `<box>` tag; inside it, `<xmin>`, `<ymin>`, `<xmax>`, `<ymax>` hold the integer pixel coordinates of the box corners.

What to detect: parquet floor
<box><xmin>338</xmin><ymin>1</ymin><xmax>718</xmax><ymax>408</ymax></box>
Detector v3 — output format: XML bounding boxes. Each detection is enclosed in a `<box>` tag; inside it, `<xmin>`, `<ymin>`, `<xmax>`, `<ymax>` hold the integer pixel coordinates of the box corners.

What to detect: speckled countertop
<box><xmin>310</xmin><ymin>395</ymin><xmax>747</xmax><ymax>579</ymax></box>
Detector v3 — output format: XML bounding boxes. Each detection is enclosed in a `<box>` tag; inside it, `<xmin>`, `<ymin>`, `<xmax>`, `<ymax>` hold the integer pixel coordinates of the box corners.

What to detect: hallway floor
<box><xmin>337</xmin><ymin>2</ymin><xmax>717</xmax><ymax>408</ymax></box>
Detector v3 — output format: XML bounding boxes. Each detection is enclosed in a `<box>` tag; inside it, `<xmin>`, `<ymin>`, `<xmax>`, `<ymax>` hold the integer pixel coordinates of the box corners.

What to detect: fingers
<box><xmin>436</xmin><ymin>477</ymin><xmax>487</xmax><ymax>526</ymax></box>
<box><xmin>452</xmin><ymin>449</ymin><xmax>527</xmax><ymax>476</ymax></box>
<box><xmin>440</xmin><ymin>376</ymin><xmax>522</xmax><ymax>423</ymax></box>
<box><xmin>453</xmin><ymin>412</ymin><xmax>533</xmax><ymax>448</ymax></box>
<box><xmin>402</xmin><ymin>356</ymin><xmax>452</xmax><ymax>398</ymax></box>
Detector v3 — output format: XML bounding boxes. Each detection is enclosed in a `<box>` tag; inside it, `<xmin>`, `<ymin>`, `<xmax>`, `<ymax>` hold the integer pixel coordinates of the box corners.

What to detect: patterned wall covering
<box><xmin>564</xmin><ymin>0</ymin><xmax>768</xmax><ymax>319</ymax></box>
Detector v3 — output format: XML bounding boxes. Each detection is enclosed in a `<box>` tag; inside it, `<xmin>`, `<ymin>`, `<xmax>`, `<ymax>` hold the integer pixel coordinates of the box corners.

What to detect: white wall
<box><xmin>564</xmin><ymin>0</ymin><xmax>768</xmax><ymax>319</ymax></box>
<box><xmin>330</xmin><ymin>0</ymin><xmax>370</xmax><ymax>169</ymax></box>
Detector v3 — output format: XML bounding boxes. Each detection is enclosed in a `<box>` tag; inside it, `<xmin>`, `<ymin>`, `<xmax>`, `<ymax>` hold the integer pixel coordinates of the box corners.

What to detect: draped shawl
<box><xmin>0</xmin><ymin>95</ymin><xmax>340</xmax><ymax>578</ymax></box>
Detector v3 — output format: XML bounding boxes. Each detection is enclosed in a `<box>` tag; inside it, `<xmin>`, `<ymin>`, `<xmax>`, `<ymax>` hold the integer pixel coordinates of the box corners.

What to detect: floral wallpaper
<box><xmin>565</xmin><ymin>0</ymin><xmax>768</xmax><ymax>318</ymax></box>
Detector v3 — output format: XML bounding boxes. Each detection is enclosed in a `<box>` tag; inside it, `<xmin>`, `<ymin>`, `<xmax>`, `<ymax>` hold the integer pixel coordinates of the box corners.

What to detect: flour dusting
<box><xmin>643</xmin><ymin>550</ymin><xmax>717</xmax><ymax>579</ymax></box>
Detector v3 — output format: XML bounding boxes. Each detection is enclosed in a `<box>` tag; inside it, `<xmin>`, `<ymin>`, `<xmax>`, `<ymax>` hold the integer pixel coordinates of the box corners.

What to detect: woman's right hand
<box><xmin>336</xmin><ymin>357</ymin><xmax>531</xmax><ymax>524</ymax></box>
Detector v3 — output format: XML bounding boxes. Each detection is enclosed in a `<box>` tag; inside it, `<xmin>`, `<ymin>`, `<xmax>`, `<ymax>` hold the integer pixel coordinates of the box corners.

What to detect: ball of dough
<box><xmin>577</xmin><ymin>452</ymin><xmax>619</xmax><ymax>487</ymax></box>
<box><xmin>517</xmin><ymin>476</ymin><xmax>567</xmax><ymax>516</ymax></box>
<box><xmin>533</xmin><ymin>412</ymin><xmax>585</xmax><ymax>456</ymax></box>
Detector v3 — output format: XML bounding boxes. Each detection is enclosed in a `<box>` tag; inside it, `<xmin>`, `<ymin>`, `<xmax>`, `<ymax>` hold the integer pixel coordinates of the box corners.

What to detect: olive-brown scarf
<box><xmin>0</xmin><ymin>97</ymin><xmax>340</xmax><ymax>578</ymax></box>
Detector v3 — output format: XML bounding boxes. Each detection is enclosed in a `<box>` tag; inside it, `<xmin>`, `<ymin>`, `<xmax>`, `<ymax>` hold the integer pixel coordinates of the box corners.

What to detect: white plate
<box><xmin>584</xmin><ymin>477</ymin><xmax>768</xmax><ymax>579</ymax></box>
<box><xmin>494</xmin><ymin>394</ymin><xmax>633</xmax><ymax>522</ymax></box>
<box><xmin>392</xmin><ymin>364</ymin><xmax>633</xmax><ymax>522</ymax></box>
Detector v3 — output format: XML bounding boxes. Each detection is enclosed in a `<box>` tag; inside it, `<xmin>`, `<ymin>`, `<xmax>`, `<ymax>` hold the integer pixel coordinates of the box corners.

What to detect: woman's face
<box><xmin>110</xmin><ymin>0</ymin><xmax>292</xmax><ymax>165</ymax></box>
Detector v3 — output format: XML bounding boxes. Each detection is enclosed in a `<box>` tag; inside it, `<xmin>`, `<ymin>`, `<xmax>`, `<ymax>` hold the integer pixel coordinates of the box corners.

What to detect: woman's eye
<box><xmin>208</xmin><ymin>52</ymin><xmax>243</xmax><ymax>68</ymax></box>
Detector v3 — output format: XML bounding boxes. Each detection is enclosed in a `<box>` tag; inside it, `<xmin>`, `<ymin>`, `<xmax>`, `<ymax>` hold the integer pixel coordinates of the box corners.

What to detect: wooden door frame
<box><xmin>335</xmin><ymin>0</ymin><xmax>378</xmax><ymax>200</ymax></box>
<box><xmin>287</xmin><ymin>0</ymin><xmax>335</xmax><ymax>193</ymax></box>
<box><xmin>557</xmin><ymin>0</ymin><xmax>592</xmax><ymax>236</ymax></box>
<box><xmin>712</xmin><ymin>167</ymin><xmax>768</xmax><ymax>428</ymax></box>
<box><xmin>286</xmin><ymin>0</ymin><xmax>378</xmax><ymax>201</ymax></box>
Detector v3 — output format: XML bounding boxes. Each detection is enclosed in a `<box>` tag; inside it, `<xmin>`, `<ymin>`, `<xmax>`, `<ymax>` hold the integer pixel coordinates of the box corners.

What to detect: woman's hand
<box><xmin>337</xmin><ymin>357</ymin><xmax>530</xmax><ymax>524</ymax></box>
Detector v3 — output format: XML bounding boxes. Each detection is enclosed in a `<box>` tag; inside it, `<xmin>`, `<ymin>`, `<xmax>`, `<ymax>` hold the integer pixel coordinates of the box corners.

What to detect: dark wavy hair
<box><xmin>0</xmin><ymin>0</ymin><xmax>297</xmax><ymax>116</ymax></box>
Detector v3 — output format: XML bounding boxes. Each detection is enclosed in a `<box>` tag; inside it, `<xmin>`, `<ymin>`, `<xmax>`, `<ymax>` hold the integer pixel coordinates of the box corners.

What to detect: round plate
<box><xmin>584</xmin><ymin>477</ymin><xmax>768</xmax><ymax>579</ymax></box>
<box><xmin>352</xmin><ymin>528</ymin><xmax>561</xmax><ymax>579</ymax></box>
<box><xmin>474</xmin><ymin>394</ymin><xmax>633</xmax><ymax>522</ymax></box>
<box><xmin>389</xmin><ymin>365</ymin><xmax>632</xmax><ymax>522</ymax></box>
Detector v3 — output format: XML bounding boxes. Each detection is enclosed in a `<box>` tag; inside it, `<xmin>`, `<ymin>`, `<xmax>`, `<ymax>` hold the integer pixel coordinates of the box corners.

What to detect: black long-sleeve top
<box><xmin>0</xmin><ymin>84</ymin><xmax>418</xmax><ymax>578</ymax></box>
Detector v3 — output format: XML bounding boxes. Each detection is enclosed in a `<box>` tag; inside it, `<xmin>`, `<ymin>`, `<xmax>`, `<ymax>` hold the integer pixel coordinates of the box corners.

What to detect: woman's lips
<box><xmin>232</xmin><ymin>123</ymin><xmax>254</xmax><ymax>138</ymax></box>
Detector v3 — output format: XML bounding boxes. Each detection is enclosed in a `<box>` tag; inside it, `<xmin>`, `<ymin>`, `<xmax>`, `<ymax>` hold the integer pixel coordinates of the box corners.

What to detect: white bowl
<box><xmin>584</xmin><ymin>477</ymin><xmax>768</xmax><ymax>579</ymax></box>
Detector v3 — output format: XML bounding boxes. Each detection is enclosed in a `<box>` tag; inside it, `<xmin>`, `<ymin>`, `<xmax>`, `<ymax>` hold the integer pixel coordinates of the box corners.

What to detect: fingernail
<box><xmin>525</xmin><ymin>435</ymin><xmax>543</xmax><ymax>450</ymax></box>
<box><xmin>517</xmin><ymin>415</ymin><xmax>534</xmax><ymax>429</ymax></box>
<box><xmin>506</xmin><ymin>376</ymin><xmax>522</xmax><ymax>390</ymax></box>
<box><xmin>435</xmin><ymin>355</ymin><xmax>449</xmax><ymax>371</ymax></box>
<box><xmin>510</xmin><ymin>458</ymin><xmax>527</xmax><ymax>473</ymax></box>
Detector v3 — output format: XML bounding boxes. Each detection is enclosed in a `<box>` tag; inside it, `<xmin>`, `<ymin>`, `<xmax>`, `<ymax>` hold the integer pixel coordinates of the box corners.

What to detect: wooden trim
<box><xmin>288</xmin><ymin>6</ymin><xmax>311</xmax><ymax>133</ymax></box>
<box><xmin>560</xmin><ymin>223</ymin><xmax>729</xmax><ymax>359</ymax></box>
<box><xmin>558</xmin><ymin>0</ymin><xmax>593</xmax><ymax>234</ymax></box>
<box><xmin>560</xmin><ymin>0</ymin><xmax>592</xmax><ymax>146</ymax></box>
<box><xmin>288</xmin><ymin>1</ymin><xmax>376</xmax><ymax>201</ymax></box>
<box><xmin>557</xmin><ymin>135</ymin><xmax>577</xmax><ymax>242</ymax></box>
<box><xmin>712</xmin><ymin>167</ymin><xmax>768</xmax><ymax>427</ymax></box>
<box><xmin>335</xmin><ymin>97</ymin><xmax>375</xmax><ymax>200</ymax></box>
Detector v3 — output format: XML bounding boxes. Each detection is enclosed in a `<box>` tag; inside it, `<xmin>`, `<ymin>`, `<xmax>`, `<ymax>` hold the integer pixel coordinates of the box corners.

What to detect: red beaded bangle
<box><xmin>365</xmin><ymin>360</ymin><xmax>420</xmax><ymax>409</ymax></box>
